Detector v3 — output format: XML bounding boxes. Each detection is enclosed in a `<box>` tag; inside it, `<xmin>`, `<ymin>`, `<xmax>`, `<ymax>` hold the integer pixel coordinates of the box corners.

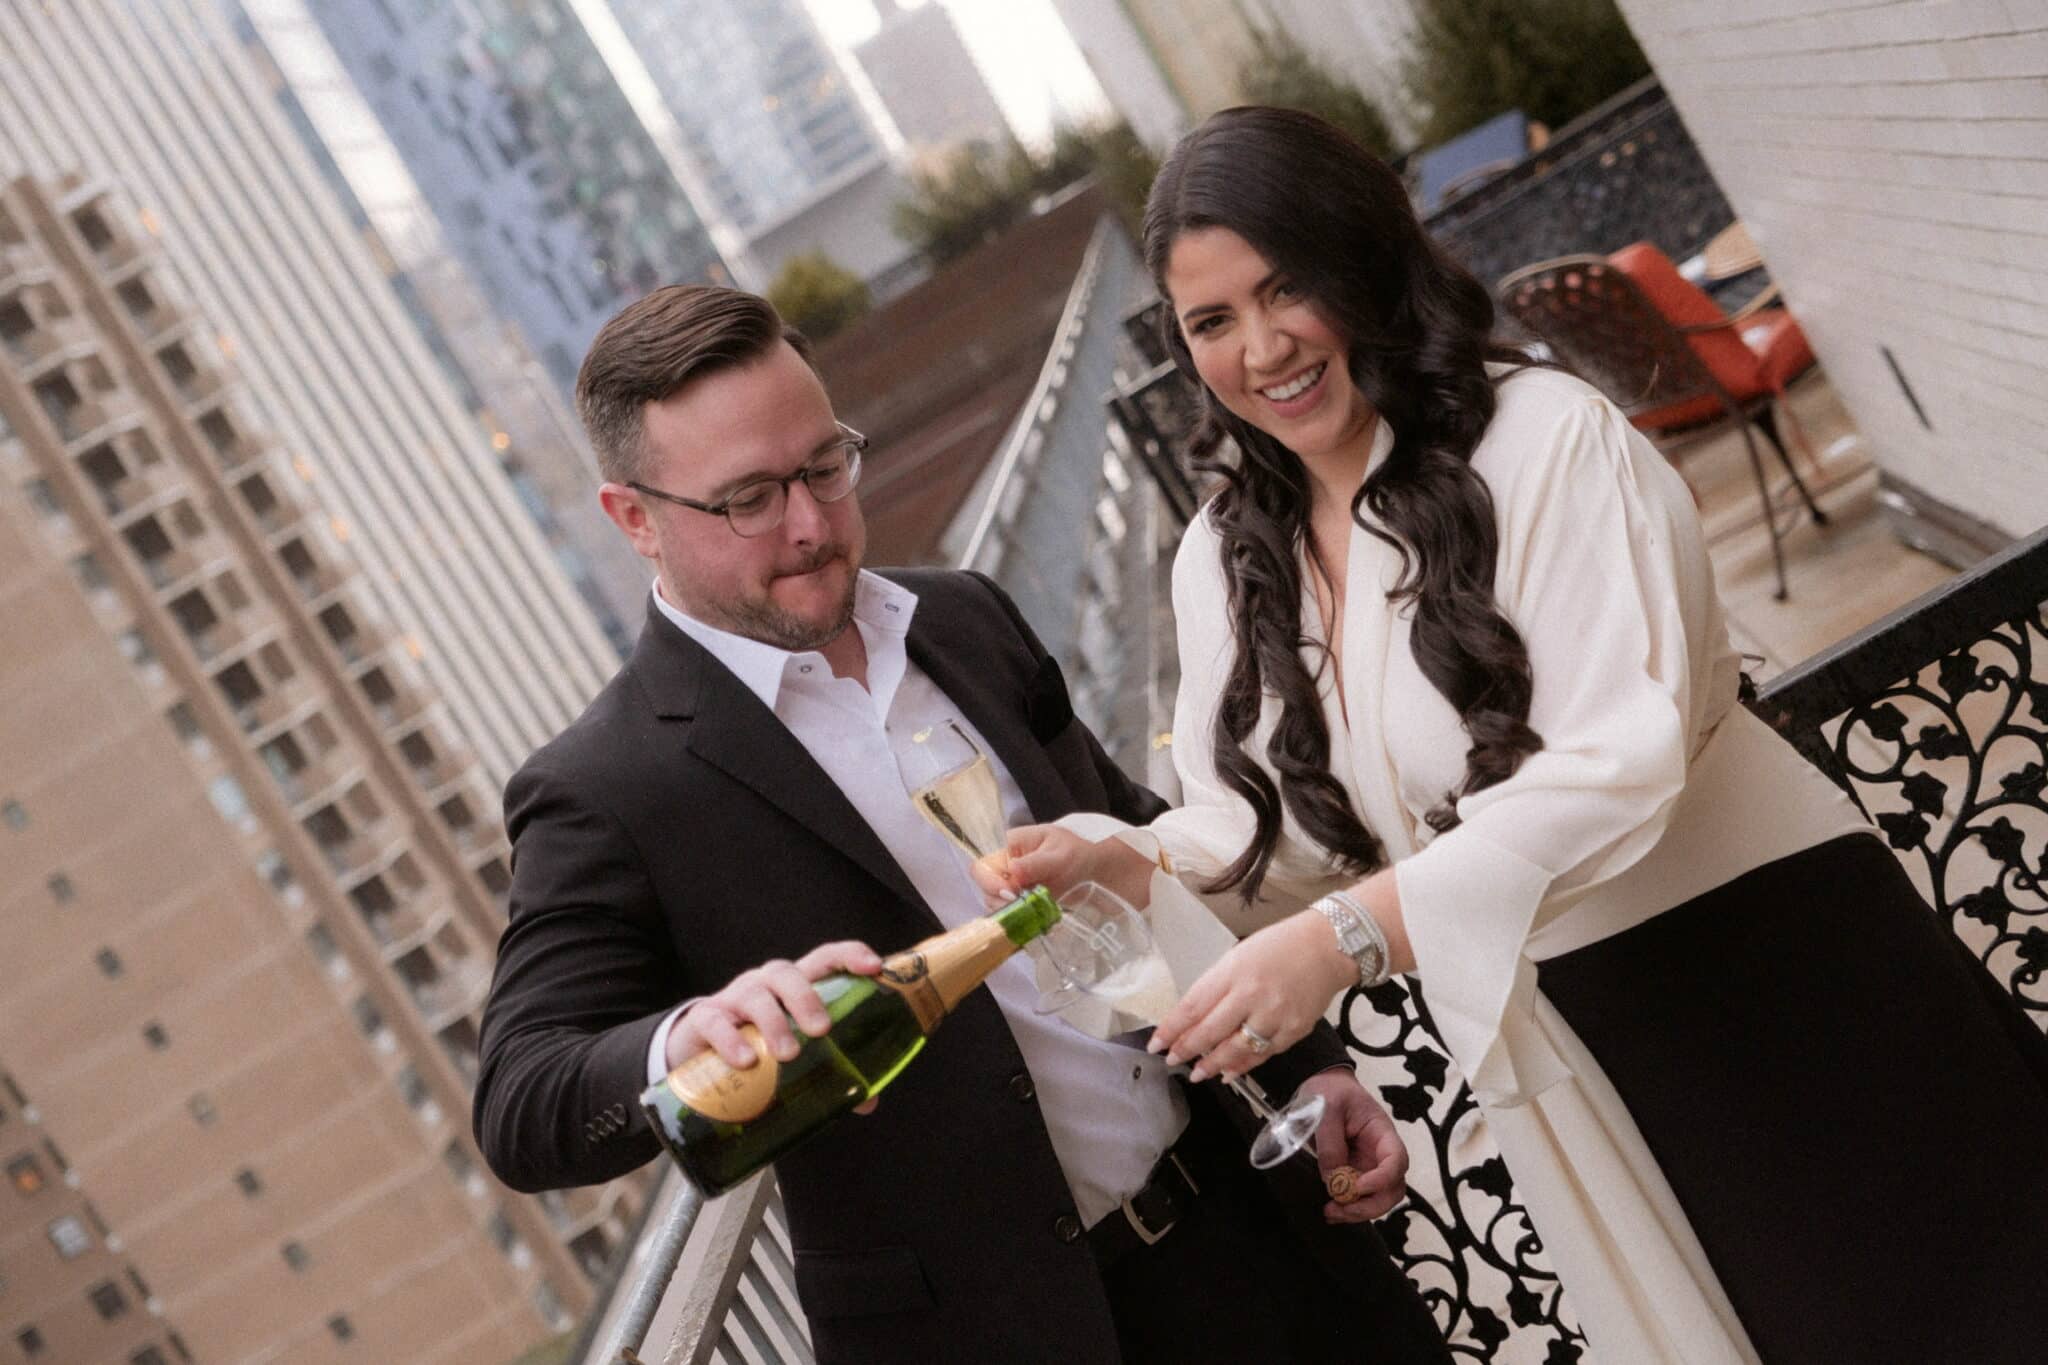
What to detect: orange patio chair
<box><xmin>1498</xmin><ymin>246</ymin><xmax>1827</xmax><ymax>599</ymax></box>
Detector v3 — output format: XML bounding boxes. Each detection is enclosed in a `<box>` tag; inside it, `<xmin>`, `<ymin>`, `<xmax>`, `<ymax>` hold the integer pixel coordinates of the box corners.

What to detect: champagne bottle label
<box><xmin>666</xmin><ymin>1024</ymin><xmax>780</xmax><ymax>1123</ymax></box>
<box><xmin>877</xmin><ymin>950</ymin><xmax>944</xmax><ymax>1032</ymax></box>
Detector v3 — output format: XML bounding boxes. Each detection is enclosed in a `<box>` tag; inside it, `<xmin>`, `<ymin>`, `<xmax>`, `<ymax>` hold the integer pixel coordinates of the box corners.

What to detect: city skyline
<box><xmin>806</xmin><ymin>0</ymin><xmax>1111</xmax><ymax>145</ymax></box>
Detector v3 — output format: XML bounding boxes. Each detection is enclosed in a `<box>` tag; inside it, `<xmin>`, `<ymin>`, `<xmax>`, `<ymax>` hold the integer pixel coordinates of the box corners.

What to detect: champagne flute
<box><xmin>906</xmin><ymin>720</ymin><xmax>1007</xmax><ymax>875</ymax></box>
<box><xmin>905</xmin><ymin>721</ymin><xmax>1081</xmax><ymax>1012</ymax></box>
<box><xmin>1041</xmin><ymin>882</ymin><xmax>1325</xmax><ymax>1170</ymax></box>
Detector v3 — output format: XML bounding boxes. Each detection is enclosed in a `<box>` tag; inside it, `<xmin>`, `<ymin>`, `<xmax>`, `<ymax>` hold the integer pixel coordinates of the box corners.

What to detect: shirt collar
<box><xmin>651</xmin><ymin>570</ymin><xmax>919</xmax><ymax>713</ymax></box>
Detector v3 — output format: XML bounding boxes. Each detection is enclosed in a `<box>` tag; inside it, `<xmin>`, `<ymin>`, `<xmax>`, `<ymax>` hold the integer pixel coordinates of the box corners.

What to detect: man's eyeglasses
<box><xmin>629</xmin><ymin>425</ymin><xmax>866</xmax><ymax>538</ymax></box>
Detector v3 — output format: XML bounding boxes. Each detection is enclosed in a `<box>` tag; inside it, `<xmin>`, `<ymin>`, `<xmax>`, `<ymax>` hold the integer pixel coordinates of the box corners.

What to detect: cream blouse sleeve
<box><xmin>1394</xmin><ymin>389</ymin><xmax>1709</xmax><ymax>1106</ymax></box>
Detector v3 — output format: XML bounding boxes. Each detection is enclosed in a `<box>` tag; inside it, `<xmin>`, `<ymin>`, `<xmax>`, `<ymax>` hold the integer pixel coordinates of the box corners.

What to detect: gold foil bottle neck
<box><xmin>877</xmin><ymin>949</ymin><xmax>945</xmax><ymax>1032</ymax></box>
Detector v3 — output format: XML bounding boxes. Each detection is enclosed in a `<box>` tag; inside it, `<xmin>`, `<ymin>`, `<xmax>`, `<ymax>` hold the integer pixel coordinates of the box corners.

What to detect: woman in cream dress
<box><xmin>990</xmin><ymin>108</ymin><xmax>2048</xmax><ymax>1363</ymax></box>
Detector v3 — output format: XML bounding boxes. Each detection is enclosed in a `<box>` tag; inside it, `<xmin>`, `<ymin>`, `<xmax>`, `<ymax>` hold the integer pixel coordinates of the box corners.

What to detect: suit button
<box><xmin>1007</xmin><ymin>1072</ymin><xmax>1035</xmax><ymax>1103</ymax></box>
<box><xmin>1053</xmin><ymin>1214</ymin><xmax>1083</xmax><ymax>1244</ymax></box>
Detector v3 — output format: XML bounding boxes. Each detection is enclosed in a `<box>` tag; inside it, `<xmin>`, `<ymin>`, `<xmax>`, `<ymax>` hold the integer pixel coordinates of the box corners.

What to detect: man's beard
<box><xmin>720</xmin><ymin>551</ymin><xmax>858</xmax><ymax>652</ymax></box>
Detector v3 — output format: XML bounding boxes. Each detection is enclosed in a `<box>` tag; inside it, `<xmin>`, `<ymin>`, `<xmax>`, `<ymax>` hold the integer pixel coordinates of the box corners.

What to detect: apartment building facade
<box><xmin>0</xmin><ymin>167</ymin><xmax>629</xmax><ymax>1365</ymax></box>
<box><xmin>0</xmin><ymin>0</ymin><xmax>623</xmax><ymax>792</ymax></box>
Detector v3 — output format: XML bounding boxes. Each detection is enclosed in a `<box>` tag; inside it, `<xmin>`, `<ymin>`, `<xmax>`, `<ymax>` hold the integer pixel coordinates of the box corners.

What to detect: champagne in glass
<box><xmin>907</xmin><ymin>720</ymin><xmax>1008</xmax><ymax>876</ymax></box>
<box><xmin>1043</xmin><ymin>883</ymin><xmax>1326</xmax><ymax>1170</ymax></box>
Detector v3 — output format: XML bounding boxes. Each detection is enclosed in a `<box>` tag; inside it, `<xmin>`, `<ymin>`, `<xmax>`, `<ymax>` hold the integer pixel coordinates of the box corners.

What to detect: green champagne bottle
<box><xmin>640</xmin><ymin>888</ymin><xmax>1060</xmax><ymax>1197</ymax></box>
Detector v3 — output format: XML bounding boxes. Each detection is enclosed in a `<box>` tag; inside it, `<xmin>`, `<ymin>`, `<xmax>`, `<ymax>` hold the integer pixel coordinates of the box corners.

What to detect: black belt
<box><xmin>1087</xmin><ymin>1133</ymin><xmax>1207</xmax><ymax>1268</ymax></box>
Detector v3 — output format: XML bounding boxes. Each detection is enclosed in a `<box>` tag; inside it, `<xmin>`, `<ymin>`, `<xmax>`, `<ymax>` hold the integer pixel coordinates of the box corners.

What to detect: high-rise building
<box><xmin>1047</xmin><ymin>0</ymin><xmax>1421</xmax><ymax>152</ymax></box>
<box><xmin>1043</xmin><ymin>0</ymin><xmax>1189</xmax><ymax>152</ymax></box>
<box><xmin>0</xmin><ymin>0</ymin><xmax>622</xmax><ymax>790</ymax></box>
<box><xmin>0</xmin><ymin>172</ymin><xmax>632</xmax><ymax>1363</ymax></box>
<box><xmin>855</xmin><ymin>0</ymin><xmax>1013</xmax><ymax>161</ymax></box>
<box><xmin>287</xmin><ymin>0</ymin><xmax>735</xmax><ymax>397</ymax></box>
<box><xmin>608</xmin><ymin>0</ymin><xmax>888</xmax><ymax>238</ymax></box>
<box><xmin>226</xmin><ymin>0</ymin><xmax>657</xmax><ymax>646</ymax></box>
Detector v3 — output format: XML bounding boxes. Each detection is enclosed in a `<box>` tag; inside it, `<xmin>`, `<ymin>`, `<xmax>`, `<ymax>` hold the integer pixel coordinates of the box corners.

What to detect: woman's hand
<box><xmin>1148</xmin><ymin>908</ymin><xmax>1357</xmax><ymax>1081</ymax></box>
<box><xmin>968</xmin><ymin>823</ymin><xmax>1158</xmax><ymax>909</ymax></box>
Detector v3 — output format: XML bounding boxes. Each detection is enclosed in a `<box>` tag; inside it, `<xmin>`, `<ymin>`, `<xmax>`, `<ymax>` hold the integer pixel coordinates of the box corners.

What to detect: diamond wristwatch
<box><xmin>1311</xmin><ymin>890</ymin><xmax>1392</xmax><ymax>988</ymax></box>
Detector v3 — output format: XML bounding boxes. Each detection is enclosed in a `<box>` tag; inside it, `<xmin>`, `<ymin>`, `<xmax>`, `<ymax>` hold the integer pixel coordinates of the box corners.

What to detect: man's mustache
<box><xmin>774</xmin><ymin>546</ymin><xmax>847</xmax><ymax>578</ymax></box>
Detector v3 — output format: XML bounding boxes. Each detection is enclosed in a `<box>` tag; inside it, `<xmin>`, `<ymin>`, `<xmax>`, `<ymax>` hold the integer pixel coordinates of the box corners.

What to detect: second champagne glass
<box><xmin>1041</xmin><ymin>882</ymin><xmax>1326</xmax><ymax>1170</ymax></box>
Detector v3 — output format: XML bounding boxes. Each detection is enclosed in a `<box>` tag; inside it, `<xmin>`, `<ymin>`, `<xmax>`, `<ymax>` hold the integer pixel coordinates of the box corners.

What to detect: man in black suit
<box><xmin>473</xmin><ymin>285</ymin><xmax>1449</xmax><ymax>1364</ymax></box>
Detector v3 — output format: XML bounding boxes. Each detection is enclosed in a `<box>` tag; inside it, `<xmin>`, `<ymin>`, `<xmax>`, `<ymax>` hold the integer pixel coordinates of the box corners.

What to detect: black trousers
<box><xmin>1097</xmin><ymin>1096</ymin><xmax>1452</xmax><ymax>1365</ymax></box>
<box><xmin>1542</xmin><ymin>833</ymin><xmax>2048</xmax><ymax>1365</ymax></box>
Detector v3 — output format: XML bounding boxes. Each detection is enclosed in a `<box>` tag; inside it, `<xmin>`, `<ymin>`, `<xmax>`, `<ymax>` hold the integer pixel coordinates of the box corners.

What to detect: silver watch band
<box><xmin>1311</xmin><ymin>891</ymin><xmax>1392</xmax><ymax>988</ymax></box>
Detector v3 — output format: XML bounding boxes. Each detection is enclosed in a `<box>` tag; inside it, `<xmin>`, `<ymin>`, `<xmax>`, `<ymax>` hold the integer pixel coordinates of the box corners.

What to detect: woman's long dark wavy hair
<box><xmin>1143</xmin><ymin>105</ymin><xmax>1544</xmax><ymax>902</ymax></box>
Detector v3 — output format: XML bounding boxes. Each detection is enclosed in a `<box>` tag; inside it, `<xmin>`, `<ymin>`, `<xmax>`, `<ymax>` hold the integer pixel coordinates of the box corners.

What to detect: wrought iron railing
<box><xmin>1422</xmin><ymin>76</ymin><xmax>1733</xmax><ymax>294</ymax></box>
<box><xmin>1750</xmin><ymin>524</ymin><xmax>2048</xmax><ymax>1019</ymax></box>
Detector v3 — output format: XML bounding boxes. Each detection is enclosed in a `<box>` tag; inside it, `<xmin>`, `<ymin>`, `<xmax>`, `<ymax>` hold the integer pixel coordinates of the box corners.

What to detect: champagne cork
<box><xmin>1326</xmin><ymin>1165</ymin><xmax>1365</xmax><ymax>1204</ymax></box>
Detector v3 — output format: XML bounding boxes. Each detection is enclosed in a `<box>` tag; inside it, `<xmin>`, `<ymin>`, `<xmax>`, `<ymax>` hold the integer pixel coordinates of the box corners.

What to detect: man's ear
<box><xmin>599</xmin><ymin>483</ymin><xmax>659</xmax><ymax>561</ymax></box>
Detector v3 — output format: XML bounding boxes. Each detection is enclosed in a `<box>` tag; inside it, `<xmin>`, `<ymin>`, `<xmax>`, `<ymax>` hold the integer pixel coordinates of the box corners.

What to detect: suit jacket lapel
<box><xmin>629</xmin><ymin>606</ymin><xmax>935</xmax><ymax>924</ymax></box>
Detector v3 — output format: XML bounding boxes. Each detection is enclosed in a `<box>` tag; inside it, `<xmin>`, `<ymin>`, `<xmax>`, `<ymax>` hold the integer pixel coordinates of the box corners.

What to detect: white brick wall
<box><xmin>1615</xmin><ymin>0</ymin><xmax>2048</xmax><ymax>536</ymax></box>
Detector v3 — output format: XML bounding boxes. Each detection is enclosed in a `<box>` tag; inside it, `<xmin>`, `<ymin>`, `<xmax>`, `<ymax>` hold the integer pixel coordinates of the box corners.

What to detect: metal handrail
<box><xmin>956</xmin><ymin>214</ymin><xmax>1116</xmax><ymax>573</ymax></box>
<box><xmin>586</xmin><ymin>1176</ymin><xmax>704</xmax><ymax>1363</ymax></box>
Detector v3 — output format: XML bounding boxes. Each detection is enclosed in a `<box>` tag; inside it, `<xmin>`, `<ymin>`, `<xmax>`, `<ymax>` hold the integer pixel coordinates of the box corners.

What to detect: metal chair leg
<box><xmin>1753</xmin><ymin>405</ymin><xmax>1829</xmax><ymax>526</ymax></box>
<box><xmin>1771</xmin><ymin>390</ymin><xmax>1827</xmax><ymax>484</ymax></box>
<box><xmin>1733</xmin><ymin>417</ymin><xmax>1791</xmax><ymax>600</ymax></box>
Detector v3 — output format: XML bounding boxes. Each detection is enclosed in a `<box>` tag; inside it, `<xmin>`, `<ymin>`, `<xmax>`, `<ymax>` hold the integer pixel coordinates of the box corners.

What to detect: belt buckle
<box><xmin>1118</xmin><ymin>1152</ymin><xmax>1198</xmax><ymax>1246</ymax></box>
<box><xmin>1118</xmin><ymin>1192</ymin><xmax>1175</xmax><ymax>1246</ymax></box>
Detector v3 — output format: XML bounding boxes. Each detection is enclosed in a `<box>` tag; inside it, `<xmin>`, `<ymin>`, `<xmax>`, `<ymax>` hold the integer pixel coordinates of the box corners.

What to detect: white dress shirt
<box><xmin>649</xmin><ymin>571</ymin><xmax>1186</xmax><ymax>1225</ymax></box>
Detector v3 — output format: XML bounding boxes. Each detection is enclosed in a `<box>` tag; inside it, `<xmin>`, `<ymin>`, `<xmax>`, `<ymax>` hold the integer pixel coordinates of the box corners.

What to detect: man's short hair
<box><xmin>576</xmin><ymin>284</ymin><xmax>813</xmax><ymax>484</ymax></box>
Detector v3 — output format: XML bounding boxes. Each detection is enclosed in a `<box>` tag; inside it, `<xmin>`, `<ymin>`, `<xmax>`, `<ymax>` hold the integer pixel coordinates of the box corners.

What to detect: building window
<box><xmin>207</xmin><ymin>776</ymin><xmax>256</xmax><ymax>834</ymax></box>
<box><xmin>47</xmin><ymin>874</ymin><xmax>73</xmax><ymax>904</ymax></box>
<box><xmin>352</xmin><ymin>997</ymin><xmax>387</xmax><ymax>1042</ymax></box>
<box><xmin>187</xmin><ymin>1094</ymin><xmax>216</xmax><ymax>1127</ymax></box>
<box><xmin>142</xmin><ymin>1022</ymin><xmax>168</xmax><ymax>1050</ymax></box>
<box><xmin>165</xmin><ymin>702</ymin><xmax>203</xmax><ymax>745</ymax></box>
<box><xmin>96</xmin><ymin>948</ymin><xmax>122</xmax><ymax>978</ymax></box>
<box><xmin>8</xmin><ymin>1152</ymin><xmax>45</xmax><ymax>1195</ymax></box>
<box><xmin>23</xmin><ymin>478</ymin><xmax>64</xmax><ymax>521</ymax></box>
<box><xmin>327</xmin><ymin>1314</ymin><xmax>354</xmax><ymax>1343</ymax></box>
<box><xmin>16</xmin><ymin>1327</ymin><xmax>45</xmax><ymax>1358</ymax></box>
<box><xmin>234</xmin><ymin>1167</ymin><xmax>262</xmax><ymax>1198</ymax></box>
<box><xmin>306</xmin><ymin>923</ymin><xmax>346</xmax><ymax>979</ymax></box>
<box><xmin>87</xmin><ymin>1278</ymin><xmax>128</xmax><ymax>1320</ymax></box>
<box><xmin>281</xmin><ymin>1240</ymin><xmax>311</xmax><ymax>1272</ymax></box>
<box><xmin>48</xmin><ymin>1213</ymin><xmax>91</xmax><ymax>1258</ymax></box>
<box><xmin>2</xmin><ymin>799</ymin><xmax>25</xmax><ymax>830</ymax></box>
<box><xmin>534</xmin><ymin>1279</ymin><xmax>569</xmax><ymax>1331</ymax></box>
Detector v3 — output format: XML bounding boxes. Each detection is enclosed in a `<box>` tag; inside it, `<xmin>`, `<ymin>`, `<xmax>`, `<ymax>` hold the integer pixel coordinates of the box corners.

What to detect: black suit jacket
<box><xmin>475</xmin><ymin>569</ymin><xmax>1353</xmax><ymax>1362</ymax></box>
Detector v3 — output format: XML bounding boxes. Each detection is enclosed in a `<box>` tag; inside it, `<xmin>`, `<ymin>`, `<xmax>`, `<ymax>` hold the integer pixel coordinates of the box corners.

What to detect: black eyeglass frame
<box><xmin>627</xmin><ymin>424</ymin><xmax>867</xmax><ymax>537</ymax></box>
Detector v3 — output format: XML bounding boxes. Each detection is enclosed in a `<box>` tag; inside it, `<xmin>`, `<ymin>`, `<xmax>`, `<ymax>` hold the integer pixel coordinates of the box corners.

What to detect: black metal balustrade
<box><xmin>1751</xmin><ymin>526</ymin><xmax>2048</xmax><ymax>1022</ymax></box>
<box><xmin>1423</xmin><ymin>77</ymin><xmax>1733</xmax><ymax>299</ymax></box>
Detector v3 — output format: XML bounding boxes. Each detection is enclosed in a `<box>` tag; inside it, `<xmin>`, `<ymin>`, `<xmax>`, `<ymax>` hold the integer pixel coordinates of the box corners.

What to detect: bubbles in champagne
<box><xmin>1089</xmin><ymin>953</ymin><xmax>1180</xmax><ymax>1027</ymax></box>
